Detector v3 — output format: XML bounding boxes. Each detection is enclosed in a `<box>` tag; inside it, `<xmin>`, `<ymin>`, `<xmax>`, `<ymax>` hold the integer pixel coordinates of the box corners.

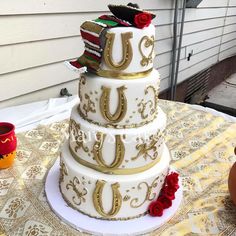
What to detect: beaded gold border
<box><xmin>59</xmin><ymin>180</ymin><xmax>147</xmax><ymax>221</ymax></box>
<box><xmin>77</xmin><ymin>105</ymin><xmax>158</xmax><ymax>129</ymax></box>
<box><xmin>69</xmin><ymin>145</ymin><xmax>161</xmax><ymax>175</ymax></box>
<box><xmin>96</xmin><ymin>68</ymin><xmax>152</xmax><ymax>79</ymax></box>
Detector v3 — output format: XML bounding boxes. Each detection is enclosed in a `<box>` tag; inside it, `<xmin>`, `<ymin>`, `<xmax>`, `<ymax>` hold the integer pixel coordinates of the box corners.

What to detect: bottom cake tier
<box><xmin>59</xmin><ymin>140</ymin><xmax>170</xmax><ymax>220</ymax></box>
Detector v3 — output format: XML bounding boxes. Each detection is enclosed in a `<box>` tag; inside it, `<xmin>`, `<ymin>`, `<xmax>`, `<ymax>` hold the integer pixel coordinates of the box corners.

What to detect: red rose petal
<box><xmin>148</xmin><ymin>200</ymin><xmax>164</xmax><ymax>217</ymax></box>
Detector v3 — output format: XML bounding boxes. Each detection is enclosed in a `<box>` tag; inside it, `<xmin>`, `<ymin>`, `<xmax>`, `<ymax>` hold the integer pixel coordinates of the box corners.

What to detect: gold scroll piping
<box><xmin>70</xmin><ymin>146</ymin><xmax>161</xmax><ymax>175</ymax></box>
<box><xmin>130</xmin><ymin>176</ymin><xmax>160</xmax><ymax>208</ymax></box>
<box><xmin>66</xmin><ymin>177</ymin><xmax>88</xmax><ymax>206</ymax></box>
<box><xmin>132</xmin><ymin>131</ymin><xmax>162</xmax><ymax>161</ymax></box>
<box><xmin>137</xmin><ymin>84</ymin><xmax>159</xmax><ymax>120</ymax></box>
<box><xmin>93</xmin><ymin>132</ymin><xmax>125</xmax><ymax>169</ymax></box>
<box><xmin>104</xmin><ymin>32</ymin><xmax>133</xmax><ymax>70</ymax></box>
<box><xmin>100</xmin><ymin>86</ymin><xmax>127</xmax><ymax>123</ymax></box>
<box><xmin>139</xmin><ymin>35</ymin><xmax>154</xmax><ymax>67</ymax></box>
<box><xmin>69</xmin><ymin>119</ymin><xmax>89</xmax><ymax>153</ymax></box>
<box><xmin>93</xmin><ymin>180</ymin><xmax>122</xmax><ymax>217</ymax></box>
<box><xmin>59</xmin><ymin>159</ymin><xmax>68</xmax><ymax>183</ymax></box>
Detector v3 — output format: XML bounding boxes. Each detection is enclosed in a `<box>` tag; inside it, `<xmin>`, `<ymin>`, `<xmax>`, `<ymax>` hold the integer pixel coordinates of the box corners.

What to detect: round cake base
<box><xmin>45</xmin><ymin>159</ymin><xmax>183</xmax><ymax>236</ymax></box>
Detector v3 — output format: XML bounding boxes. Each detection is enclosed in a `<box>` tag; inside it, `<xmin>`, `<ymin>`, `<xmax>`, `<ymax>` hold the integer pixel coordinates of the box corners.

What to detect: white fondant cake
<box><xmin>78</xmin><ymin>69</ymin><xmax>160</xmax><ymax>128</ymax></box>
<box><xmin>70</xmin><ymin>105</ymin><xmax>166</xmax><ymax>173</ymax></box>
<box><xmin>59</xmin><ymin>4</ymin><xmax>175</xmax><ymax>223</ymax></box>
<box><xmin>60</xmin><ymin>140</ymin><xmax>170</xmax><ymax>220</ymax></box>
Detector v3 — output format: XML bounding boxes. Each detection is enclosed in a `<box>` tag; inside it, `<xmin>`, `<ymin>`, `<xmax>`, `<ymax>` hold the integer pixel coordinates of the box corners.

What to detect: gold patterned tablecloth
<box><xmin>0</xmin><ymin>100</ymin><xmax>236</xmax><ymax>236</ymax></box>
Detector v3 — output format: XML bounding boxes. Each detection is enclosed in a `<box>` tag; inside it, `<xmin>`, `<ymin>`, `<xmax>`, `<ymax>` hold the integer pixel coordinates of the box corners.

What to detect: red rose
<box><xmin>165</xmin><ymin>172</ymin><xmax>179</xmax><ymax>187</ymax></box>
<box><xmin>148</xmin><ymin>200</ymin><xmax>164</xmax><ymax>217</ymax></box>
<box><xmin>158</xmin><ymin>195</ymin><xmax>172</xmax><ymax>209</ymax></box>
<box><xmin>161</xmin><ymin>186</ymin><xmax>176</xmax><ymax>200</ymax></box>
<box><xmin>134</xmin><ymin>12</ymin><xmax>152</xmax><ymax>29</ymax></box>
<box><xmin>157</xmin><ymin>194</ymin><xmax>172</xmax><ymax>209</ymax></box>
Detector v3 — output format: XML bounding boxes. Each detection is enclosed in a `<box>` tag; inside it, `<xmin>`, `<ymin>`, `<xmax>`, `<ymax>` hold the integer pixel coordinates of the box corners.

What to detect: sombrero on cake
<box><xmin>65</xmin><ymin>3</ymin><xmax>156</xmax><ymax>75</ymax></box>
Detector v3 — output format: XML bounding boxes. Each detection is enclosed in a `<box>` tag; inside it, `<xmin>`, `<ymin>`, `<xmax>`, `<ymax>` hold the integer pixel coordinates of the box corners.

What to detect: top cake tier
<box><xmin>98</xmin><ymin>24</ymin><xmax>155</xmax><ymax>78</ymax></box>
<box><xmin>66</xmin><ymin>4</ymin><xmax>156</xmax><ymax>79</ymax></box>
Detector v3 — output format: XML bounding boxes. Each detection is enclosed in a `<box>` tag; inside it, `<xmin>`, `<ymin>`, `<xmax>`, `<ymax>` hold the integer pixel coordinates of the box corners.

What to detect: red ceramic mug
<box><xmin>0</xmin><ymin>122</ymin><xmax>17</xmax><ymax>169</ymax></box>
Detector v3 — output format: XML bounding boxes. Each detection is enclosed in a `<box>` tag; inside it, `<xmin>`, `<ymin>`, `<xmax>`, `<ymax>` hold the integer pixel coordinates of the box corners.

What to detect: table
<box><xmin>0</xmin><ymin>99</ymin><xmax>236</xmax><ymax>235</ymax></box>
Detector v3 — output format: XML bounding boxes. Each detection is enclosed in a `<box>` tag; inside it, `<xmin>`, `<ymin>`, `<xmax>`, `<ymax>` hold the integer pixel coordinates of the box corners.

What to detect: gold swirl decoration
<box><xmin>69</xmin><ymin>119</ymin><xmax>89</xmax><ymax>153</ymax></box>
<box><xmin>78</xmin><ymin>75</ymin><xmax>86</xmax><ymax>102</ymax></box>
<box><xmin>93</xmin><ymin>132</ymin><xmax>125</xmax><ymax>169</ymax></box>
<box><xmin>138</xmin><ymin>85</ymin><xmax>159</xmax><ymax>120</ymax></box>
<box><xmin>130</xmin><ymin>176</ymin><xmax>160</xmax><ymax>208</ymax></box>
<box><xmin>59</xmin><ymin>159</ymin><xmax>68</xmax><ymax>183</ymax></box>
<box><xmin>100</xmin><ymin>86</ymin><xmax>127</xmax><ymax>123</ymax></box>
<box><xmin>104</xmin><ymin>32</ymin><xmax>133</xmax><ymax>70</ymax></box>
<box><xmin>132</xmin><ymin>138</ymin><xmax>159</xmax><ymax>161</ymax></box>
<box><xmin>93</xmin><ymin>180</ymin><xmax>122</xmax><ymax>217</ymax></box>
<box><xmin>79</xmin><ymin>76</ymin><xmax>96</xmax><ymax>117</ymax></box>
<box><xmin>139</xmin><ymin>35</ymin><xmax>154</xmax><ymax>67</ymax></box>
<box><xmin>66</xmin><ymin>177</ymin><xmax>88</xmax><ymax>206</ymax></box>
<box><xmin>82</xmin><ymin>93</ymin><xmax>96</xmax><ymax>117</ymax></box>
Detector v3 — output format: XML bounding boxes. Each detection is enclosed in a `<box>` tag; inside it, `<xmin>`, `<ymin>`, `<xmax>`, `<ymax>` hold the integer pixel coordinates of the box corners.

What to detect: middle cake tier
<box><xmin>69</xmin><ymin>105</ymin><xmax>166</xmax><ymax>174</ymax></box>
<box><xmin>78</xmin><ymin>69</ymin><xmax>160</xmax><ymax>129</ymax></box>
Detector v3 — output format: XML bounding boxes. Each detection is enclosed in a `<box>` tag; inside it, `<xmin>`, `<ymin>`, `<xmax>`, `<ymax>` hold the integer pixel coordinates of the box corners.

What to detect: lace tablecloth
<box><xmin>0</xmin><ymin>100</ymin><xmax>236</xmax><ymax>236</ymax></box>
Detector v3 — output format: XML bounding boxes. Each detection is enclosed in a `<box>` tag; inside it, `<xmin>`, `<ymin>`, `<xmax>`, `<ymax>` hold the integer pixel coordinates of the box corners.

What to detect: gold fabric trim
<box><xmin>69</xmin><ymin>146</ymin><xmax>161</xmax><ymax>175</ymax></box>
<box><xmin>96</xmin><ymin>68</ymin><xmax>153</xmax><ymax>79</ymax></box>
<box><xmin>59</xmin><ymin>183</ymin><xmax>147</xmax><ymax>221</ymax></box>
<box><xmin>77</xmin><ymin>105</ymin><xmax>158</xmax><ymax>129</ymax></box>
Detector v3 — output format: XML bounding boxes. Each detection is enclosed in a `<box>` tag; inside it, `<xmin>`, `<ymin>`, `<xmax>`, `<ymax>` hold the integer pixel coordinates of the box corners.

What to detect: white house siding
<box><xmin>0</xmin><ymin>0</ymin><xmax>236</xmax><ymax>108</ymax></box>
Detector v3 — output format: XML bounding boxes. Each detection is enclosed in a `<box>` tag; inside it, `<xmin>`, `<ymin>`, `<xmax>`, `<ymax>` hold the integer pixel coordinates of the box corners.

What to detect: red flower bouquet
<box><xmin>134</xmin><ymin>12</ymin><xmax>152</xmax><ymax>29</ymax></box>
<box><xmin>148</xmin><ymin>171</ymin><xmax>179</xmax><ymax>217</ymax></box>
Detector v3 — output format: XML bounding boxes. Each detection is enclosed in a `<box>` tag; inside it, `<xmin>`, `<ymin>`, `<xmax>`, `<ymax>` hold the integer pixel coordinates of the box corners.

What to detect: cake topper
<box><xmin>65</xmin><ymin>3</ymin><xmax>156</xmax><ymax>75</ymax></box>
<box><xmin>108</xmin><ymin>4</ymin><xmax>156</xmax><ymax>29</ymax></box>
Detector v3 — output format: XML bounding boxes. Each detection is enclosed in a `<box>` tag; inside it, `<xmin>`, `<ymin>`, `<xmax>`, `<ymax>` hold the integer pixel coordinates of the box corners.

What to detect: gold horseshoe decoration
<box><xmin>104</xmin><ymin>32</ymin><xmax>133</xmax><ymax>70</ymax></box>
<box><xmin>100</xmin><ymin>86</ymin><xmax>127</xmax><ymax>123</ymax></box>
<box><xmin>93</xmin><ymin>132</ymin><xmax>125</xmax><ymax>169</ymax></box>
<box><xmin>139</xmin><ymin>35</ymin><xmax>154</xmax><ymax>67</ymax></box>
<box><xmin>93</xmin><ymin>180</ymin><xmax>122</xmax><ymax>217</ymax></box>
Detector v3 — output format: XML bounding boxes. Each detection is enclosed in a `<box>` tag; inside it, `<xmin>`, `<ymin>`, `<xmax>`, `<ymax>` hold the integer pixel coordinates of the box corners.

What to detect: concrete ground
<box><xmin>205</xmin><ymin>73</ymin><xmax>236</xmax><ymax>117</ymax></box>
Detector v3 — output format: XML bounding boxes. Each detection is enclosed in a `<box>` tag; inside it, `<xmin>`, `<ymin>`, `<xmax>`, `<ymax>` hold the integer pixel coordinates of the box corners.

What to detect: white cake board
<box><xmin>45</xmin><ymin>159</ymin><xmax>183</xmax><ymax>236</ymax></box>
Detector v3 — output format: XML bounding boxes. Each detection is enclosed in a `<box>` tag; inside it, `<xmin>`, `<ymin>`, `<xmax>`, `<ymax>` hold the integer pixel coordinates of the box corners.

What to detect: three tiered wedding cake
<box><xmin>59</xmin><ymin>4</ymin><xmax>174</xmax><ymax>221</ymax></box>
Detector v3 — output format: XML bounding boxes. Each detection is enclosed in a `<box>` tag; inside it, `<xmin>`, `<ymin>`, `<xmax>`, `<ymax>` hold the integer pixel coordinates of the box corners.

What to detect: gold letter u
<box><xmin>93</xmin><ymin>180</ymin><xmax>122</xmax><ymax>217</ymax></box>
<box><xmin>93</xmin><ymin>132</ymin><xmax>125</xmax><ymax>169</ymax></box>
<box><xmin>100</xmin><ymin>86</ymin><xmax>127</xmax><ymax>123</ymax></box>
<box><xmin>104</xmin><ymin>32</ymin><xmax>133</xmax><ymax>70</ymax></box>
